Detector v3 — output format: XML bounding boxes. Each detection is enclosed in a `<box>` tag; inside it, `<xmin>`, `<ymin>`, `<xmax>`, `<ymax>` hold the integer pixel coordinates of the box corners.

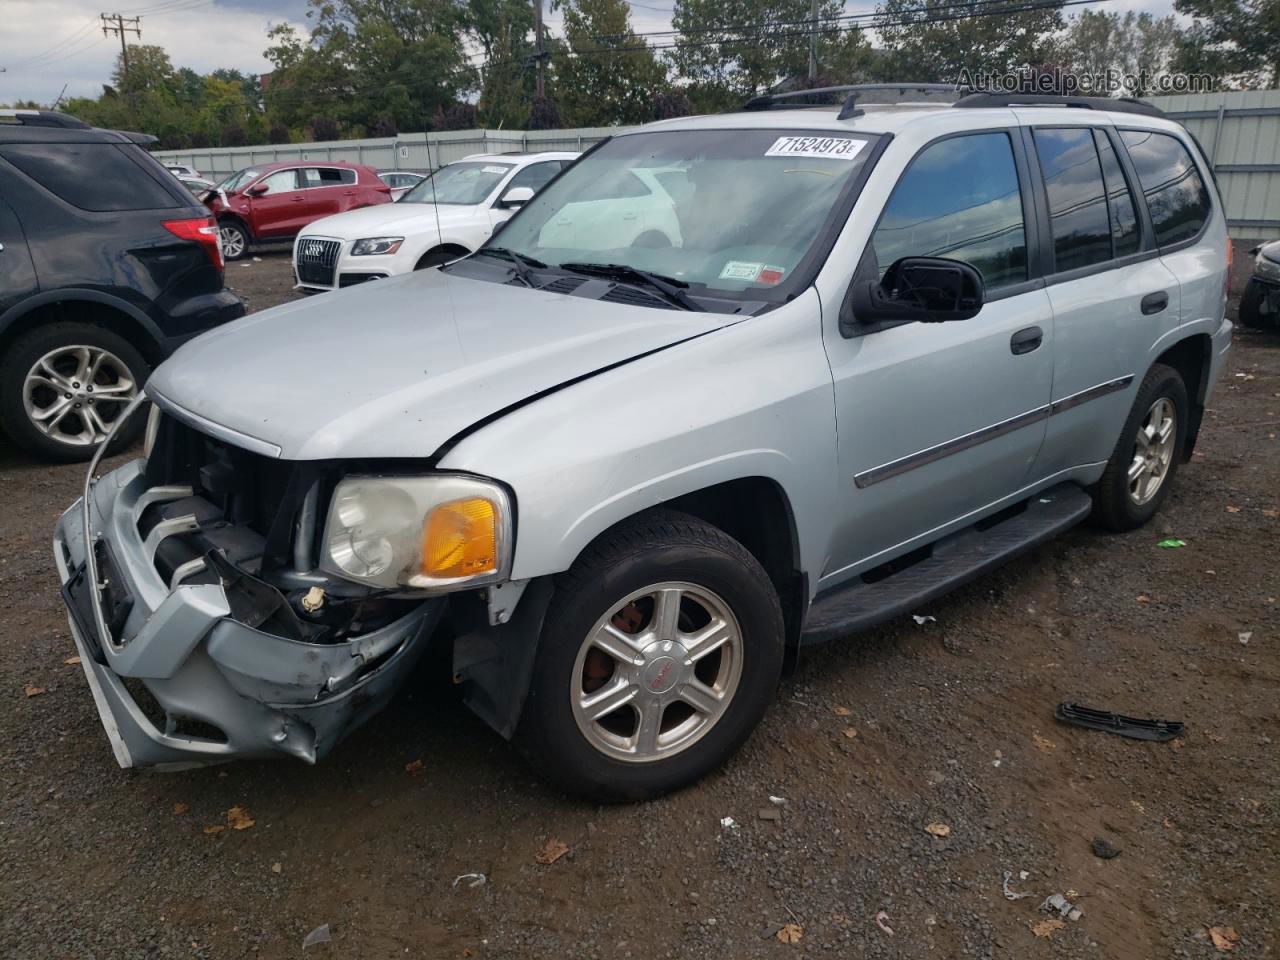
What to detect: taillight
<box><xmin>163</xmin><ymin>215</ymin><xmax>223</xmax><ymax>271</ymax></box>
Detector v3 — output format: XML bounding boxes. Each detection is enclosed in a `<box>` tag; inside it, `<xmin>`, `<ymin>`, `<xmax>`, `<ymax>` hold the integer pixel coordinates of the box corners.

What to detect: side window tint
<box><xmin>301</xmin><ymin>167</ymin><xmax>353</xmax><ymax>188</ymax></box>
<box><xmin>872</xmin><ymin>132</ymin><xmax>1027</xmax><ymax>290</ymax></box>
<box><xmin>1033</xmin><ymin>128</ymin><xmax>1111</xmax><ymax>272</ymax></box>
<box><xmin>1094</xmin><ymin>130</ymin><xmax>1140</xmax><ymax>257</ymax></box>
<box><xmin>1119</xmin><ymin>130</ymin><xmax>1211</xmax><ymax>246</ymax></box>
<box><xmin>257</xmin><ymin>170</ymin><xmax>298</xmax><ymax>194</ymax></box>
<box><xmin>0</xmin><ymin>143</ymin><xmax>186</xmax><ymax>211</ymax></box>
<box><xmin>506</xmin><ymin>161</ymin><xmax>562</xmax><ymax>195</ymax></box>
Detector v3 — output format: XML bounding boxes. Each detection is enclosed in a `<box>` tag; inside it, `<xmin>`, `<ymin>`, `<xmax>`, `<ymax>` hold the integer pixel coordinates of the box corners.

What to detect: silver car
<box><xmin>54</xmin><ymin>88</ymin><xmax>1232</xmax><ymax>799</ymax></box>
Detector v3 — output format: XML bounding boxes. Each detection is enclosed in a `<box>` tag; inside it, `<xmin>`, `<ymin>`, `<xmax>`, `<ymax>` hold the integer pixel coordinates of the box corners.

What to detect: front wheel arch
<box><xmin>415</xmin><ymin>244</ymin><xmax>469</xmax><ymax>270</ymax></box>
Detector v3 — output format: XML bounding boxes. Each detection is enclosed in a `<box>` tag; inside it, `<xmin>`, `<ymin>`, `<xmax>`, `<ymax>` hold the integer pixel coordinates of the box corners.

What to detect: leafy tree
<box><xmin>433</xmin><ymin>101</ymin><xmax>478</xmax><ymax>129</ymax></box>
<box><xmin>309</xmin><ymin>115</ymin><xmax>342</xmax><ymax>140</ymax></box>
<box><xmin>668</xmin><ymin>0</ymin><xmax>875</xmax><ymax>109</ymax></box>
<box><xmin>1060</xmin><ymin>10</ymin><xmax>1180</xmax><ymax>95</ymax></box>
<box><xmin>528</xmin><ymin>93</ymin><xmax>562</xmax><ymax>128</ymax></box>
<box><xmin>875</xmin><ymin>0</ymin><xmax>1065</xmax><ymax>84</ymax></box>
<box><xmin>552</xmin><ymin>0</ymin><xmax>669</xmax><ymax>126</ymax></box>
<box><xmin>654</xmin><ymin>88</ymin><xmax>695</xmax><ymax>119</ymax></box>
<box><xmin>1173</xmin><ymin>0</ymin><xmax>1280</xmax><ymax>87</ymax></box>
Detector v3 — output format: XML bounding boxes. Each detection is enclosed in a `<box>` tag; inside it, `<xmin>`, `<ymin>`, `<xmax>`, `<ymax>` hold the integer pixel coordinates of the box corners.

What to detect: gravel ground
<box><xmin>0</xmin><ymin>248</ymin><xmax>1276</xmax><ymax>959</ymax></box>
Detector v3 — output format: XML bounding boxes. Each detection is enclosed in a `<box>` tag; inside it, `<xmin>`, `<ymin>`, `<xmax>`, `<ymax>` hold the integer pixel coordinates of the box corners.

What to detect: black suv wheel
<box><xmin>0</xmin><ymin>323</ymin><xmax>149</xmax><ymax>462</ymax></box>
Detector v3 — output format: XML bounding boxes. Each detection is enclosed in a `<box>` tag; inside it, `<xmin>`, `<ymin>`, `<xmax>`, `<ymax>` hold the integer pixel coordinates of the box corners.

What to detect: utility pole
<box><xmin>533</xmin><ymin>0</ymin><xmax>545</xmax><ymax>98</ymax></box>
<box><xmin>100</xmin><ymin>13</ymin><xmax>141</xmax><ymax>79</ymax></box>
<box><xmin>808</xmin><ymin>0</ymin><xmax>818</xmax><ymax>83</ymax></box>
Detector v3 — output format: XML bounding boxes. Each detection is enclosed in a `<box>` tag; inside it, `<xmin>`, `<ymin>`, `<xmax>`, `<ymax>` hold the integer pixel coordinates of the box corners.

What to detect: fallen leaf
<box><xmin>1033</xmin><ymin>732</ymin><xmax>1056</xmax><ymax>753</ymax></box>
<box><xmin>173</xmin><ymin>802</ymin><xmax>189</xmax><ymax>815</ymax></box>
<box><xmin>226</xmin><ymin>805</ymin><xmax>255</xmax><ymax>830</ymax></box>
<box><xmin>203</xmin><ymin>825</ymin><xmax>226</xmax><ymax>835</ymax></box>
<box><xmin>1031</xmin><ymin>918</ymin><xmax>1065</xmax><ymax>939</ymax></box>
<box><xmin>873</xmin><ymin>910</ymin><xmax>895</xmax><ymax>936</ymax></box>
<box><xmin>833</xmin><ymin>705</ymin><xmax>852</xmax><ymax>717</ymax></box>
<box><xmin>534</xmin><ymin>838</ymin><xmax>570</xmax><ymax>865</ymax></box>
<box><xmin>1163</xmin><ymin>817</ymin><xmax>1174</xmax><ymax>829</ymax></box>
<box><xmin>1226</xmin><ymin>505</ymin><xmax>1242</xmax><ymax>513</ymax></box>
<box><xmin>1066</xmin><ymin>888</ymin><xmax>1080</xmax><ymax>899</ymax></box>
<box><xmin>405</xmin><ymin>758</ymin><xmax>425</xmax><ymax>774</ymax></box>
<box><xmin>1136</xmin><ymin>594</ymin><xmax>1152</xmax><ymax>603</ymax></box>
<box><xmin>24</xmin><ymin>685</ymin><xmax>46</xmax><ymax>698</ymax></box>
<box><xmin>63</xmin><ymin>656</ymin><xmax>81</xmax><ymax>665</ymax></box>
<box><xmin>271</xmin><ymin>862</ymin><xmax>282</xmax><ymax>874</ymax></box>
<box><xmin>1171</xmin><ymin>738</ymin><xmax>1185</xmax><ymax>750</ymax></box>
<box><xmin>842</xmin><ymin>727</ymin><xmax>858</xmax><ymax>739</ymax></box>
<box><xmin>775</xmin><ymin>923</ymin><xmax>803</xmax><ymax>944</ymax></box>
<box><xmin>1208</xmin><ymin>926</ymin><xmax>1240</xmax><ymax>952</ymax></box>
<box><xmin>925</xmin><ymin>822</ymin><xmax>951</xmax><ymax>837</ymax></box>
<box><xmin>1131</xmin><ymin>799</ymin><xmax>1146</xmax><ymax>814</ymax></box>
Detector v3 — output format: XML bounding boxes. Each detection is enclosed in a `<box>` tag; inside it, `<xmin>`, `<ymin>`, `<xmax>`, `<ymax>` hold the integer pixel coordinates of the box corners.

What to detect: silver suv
<box><xmin>54</xmin><ymin>89</ymin><xmax>1231</xmax><ymax>800</ymax></box>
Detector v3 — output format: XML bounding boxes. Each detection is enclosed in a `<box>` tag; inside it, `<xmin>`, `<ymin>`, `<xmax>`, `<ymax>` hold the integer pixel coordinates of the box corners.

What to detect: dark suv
<box><xmin>0</xmin><ymin>109</ymin><xmax>243</xmax><ymax>461</ymax></box>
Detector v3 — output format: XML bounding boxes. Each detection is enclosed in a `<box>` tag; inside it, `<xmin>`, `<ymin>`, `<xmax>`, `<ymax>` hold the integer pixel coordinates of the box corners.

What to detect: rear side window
<box><xmin>872</xmin><ymin>131</ymin><xmax>1028</xmax><ymax>291</ymax></box>
<box><xmin>506</xmin><ymin>161</ymin><xmax>563</xmax><ymax>195</ymax></box>
<box><xmin>0</xmin><ymin>142</ymin><xmax>186</xmax><ymax>211</ymax></box>
<box><xmin>1119</xmin><ymin>130</ymin><xmax>1211</xmax><ymax>246</ymax></box>
<box><xmin>1033</xmin><ymin>128</ymin><xmax>1111</xmax><ymax>272</ymax></box>
<box><xmin>1094</xmin><ymin>130</ymin><xmax>1140</xmax><ymax>258</ymax></box>
<box><xmin>301</xmin><ymin>167</ymin><xmax>356</xmax><ymax>188</ymax></box>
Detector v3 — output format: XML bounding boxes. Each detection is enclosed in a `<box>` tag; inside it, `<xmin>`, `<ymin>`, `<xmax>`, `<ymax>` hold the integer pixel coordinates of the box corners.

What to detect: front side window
<box><xmin>1119</xmin><ymin>130</ymin><xmax>1212</xmax><ymax>246</ymax></box>
<box><xmin>491</xmin><ymin>128</ymin><xmax>878</xmax><ymax>297</ymax></box>
<box><xmin>256</xmin><ymin>169</ymin><xmax>299</xmax><ymax>195</ymax></box>
<box><xmin>219</xmin><ymin>168</ymin><xmax>261</xmax><ymax>193</ymax></box>
<box><xmin>1033</xmin><ymin>127</ymin><xmax>1111</xmax><ymax>272</ymax></box>
<box><xmin>402</xmin><ymin>161</ymin><xmax>513</xmax><ymax>205</ymax></box>
<box><xmin>505</xmin><ymin>161</ymin><xmax>564</xmax><ymax>196</ymax></box>
<box><xmin>872</xmin><ymin>132</ymin><xmax>1027</xmax><ymax>291</ymax></box>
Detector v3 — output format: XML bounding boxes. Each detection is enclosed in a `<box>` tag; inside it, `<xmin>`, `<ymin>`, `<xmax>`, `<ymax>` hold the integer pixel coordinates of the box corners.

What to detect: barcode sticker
<box><xmin>764</xmin><ymin>136</ymin><xmax>866</xmax><ymax>160</ymax></box>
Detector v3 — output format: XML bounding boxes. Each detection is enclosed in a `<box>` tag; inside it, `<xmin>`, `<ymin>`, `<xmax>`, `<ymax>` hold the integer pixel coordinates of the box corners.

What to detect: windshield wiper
<box><xmin>557</xmin><ymin>262</ymin><xmax>704</xmax><ymax>312</ymax></box>
<box><xmin>477</xmin><ymin>247</ymin><xmax>548</xmax><ymax>287</ymax></box>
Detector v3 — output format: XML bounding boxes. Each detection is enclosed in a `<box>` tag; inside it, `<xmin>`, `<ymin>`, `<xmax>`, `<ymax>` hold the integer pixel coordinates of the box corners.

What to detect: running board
<box><xmin>800</xmin><ymin>483</ymin><xmax>1093</xmax><ymax>645</ymax></box>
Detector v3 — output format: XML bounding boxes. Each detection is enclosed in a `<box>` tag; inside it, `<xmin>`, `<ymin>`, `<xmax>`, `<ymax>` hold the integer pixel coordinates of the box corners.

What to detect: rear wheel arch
<box><xmin>1151</xmin><ymin>334</ymin><xmax>1211</xmax><ymax>460</ymax></box>
<box><xmin>0</xmin><ymin>293</ymin><xmax>165</xmax><ymax>366</ymax></box>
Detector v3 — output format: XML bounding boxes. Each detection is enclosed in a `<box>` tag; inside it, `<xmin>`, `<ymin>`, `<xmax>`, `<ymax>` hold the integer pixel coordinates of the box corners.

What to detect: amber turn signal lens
<box><xmin>420</xmin><ymin>497</ymin><xmax>498</xmax><ymax>579</ymax></box>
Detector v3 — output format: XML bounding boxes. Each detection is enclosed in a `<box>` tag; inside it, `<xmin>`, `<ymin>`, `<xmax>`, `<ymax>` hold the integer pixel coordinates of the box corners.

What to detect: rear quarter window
<box><xmin>1119</xmin><ymin>130</ymin><xmax>1212</xmax><ymax>247</ymax></box>
<box><xmin>0</xmin><ymin>142</ymin><xmax>188</xmax><ymax>211</ymax></box>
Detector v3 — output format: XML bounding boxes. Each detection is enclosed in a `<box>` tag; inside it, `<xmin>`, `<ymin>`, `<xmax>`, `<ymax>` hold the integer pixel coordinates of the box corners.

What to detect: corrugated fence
<box><xmin>154</xmin><ymin>90</ymin><xmax>1280</xmax><ymax>240</ymax></box>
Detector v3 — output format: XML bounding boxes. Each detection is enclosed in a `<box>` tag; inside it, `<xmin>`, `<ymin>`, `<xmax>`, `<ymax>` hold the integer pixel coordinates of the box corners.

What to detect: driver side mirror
<box><xmin>246</xmin><ymin>183</ymin><xmax>269</xmax><ymax>197</ymax></box>
<box><xmin>498</xmin><ymin>185</ymin><xmax>534</xmax><ymax>209</ymax></box>
<box><xmin>840</xmin><ymin>256</ymin><xmax>985</xmax><ymax>338</ymax></box>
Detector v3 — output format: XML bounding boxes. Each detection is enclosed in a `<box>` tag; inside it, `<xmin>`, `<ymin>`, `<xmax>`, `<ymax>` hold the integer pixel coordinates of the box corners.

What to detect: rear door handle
<box><xmin>1010</xmin><ymin>325</ymin><xmax>1043</xmax><ymax>355</ymax></box>
<box><xmin>1141</xmin><ymin>291</ymin><xmax>1169</xmax><ymax>315</ymax></box>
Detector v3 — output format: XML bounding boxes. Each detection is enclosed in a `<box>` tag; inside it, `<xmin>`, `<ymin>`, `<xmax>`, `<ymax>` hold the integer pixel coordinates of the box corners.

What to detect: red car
<box><xmin>204</xmin><ymin>161</ymin><xmax>391</xmax><ymax>261</ymax></box>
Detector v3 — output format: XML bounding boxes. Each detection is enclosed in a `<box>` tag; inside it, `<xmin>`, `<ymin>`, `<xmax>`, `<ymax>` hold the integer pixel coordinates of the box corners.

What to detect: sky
<box><xmin>0</xmin><ymin>0</ymin><xmax>1178</xmax><ymax>107</ymax></box>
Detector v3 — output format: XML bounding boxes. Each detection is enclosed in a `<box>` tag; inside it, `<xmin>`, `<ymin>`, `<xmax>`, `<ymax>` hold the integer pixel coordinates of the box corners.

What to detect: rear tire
<box><xmin>0</xmin><ymin>322</ymin><xmax>149</xmax><ymax>462</ymax></box>
<box><xmin>1090</xmin><ymin>363</ymin><xmax>1188</xmax><ymax>531</ymax></box>
<box><xmin>518</xmin><ymin>511</ymin><xmax>785</xmax><ymax>802</ymax></box>
<box><xmin>219</xmin><ymin>221</ymin><xmax>250</xmax><ymax>261</ymax></box>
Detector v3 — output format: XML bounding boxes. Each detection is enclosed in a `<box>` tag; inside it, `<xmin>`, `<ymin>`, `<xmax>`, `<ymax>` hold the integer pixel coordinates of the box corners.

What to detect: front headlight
<box><xmin>1256</xmin><ymin>252</ymin><xmax>1280</xmax><ymax>281</ymax></box>
<box><xmin>351</xmin><ymin>237</ymin><xmax>404</xmax><ymax>256</ymax></box>
<box><xmin>320</xmin><ymin>474</ymin><xmax>512</xmax><ymax>590</ymax></box>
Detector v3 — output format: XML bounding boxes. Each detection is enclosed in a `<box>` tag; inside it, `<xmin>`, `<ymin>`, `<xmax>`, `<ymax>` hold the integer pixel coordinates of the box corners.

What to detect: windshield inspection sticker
<box><xmin>481</xmin><ymin>165</ymin><xmax>508</xmax><ymax>174</ymax></box>
<box><xmin>765</xmin><ymin>136</ymin><xmax>866</xmax><ymax>160</ymax></box>
<box><xmin>720</xmin><ymin>261</ymin><xmax>764</xmax><ymax>282</ymax></box>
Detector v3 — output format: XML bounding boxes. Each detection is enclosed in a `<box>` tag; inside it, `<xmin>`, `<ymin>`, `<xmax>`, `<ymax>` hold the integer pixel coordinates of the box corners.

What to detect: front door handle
<box><xmin>1010</xmin><ymin>325</ymin><xmax>1044</xmax><ymax>355</ymax></box>
<box><xmin>1141</xmin><ymin>291</ymin><xmax>1169</xmax><ymax>315</ymax></box>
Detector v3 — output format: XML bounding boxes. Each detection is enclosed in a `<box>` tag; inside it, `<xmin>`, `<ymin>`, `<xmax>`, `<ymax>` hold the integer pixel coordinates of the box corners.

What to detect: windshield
<box><xmin>401</xmin><ymin>161</ymin><xmax>514</xmax><ymax>205</ymax></box>
<box><xmin>488</xmin><ymin>129</ymin><xmax>876</xmax><ymax>297</ymax></box>
<box><xmin>217</xmin><ymin>168</ymin><xmax>261</xmax><ymax>193</ymax></box>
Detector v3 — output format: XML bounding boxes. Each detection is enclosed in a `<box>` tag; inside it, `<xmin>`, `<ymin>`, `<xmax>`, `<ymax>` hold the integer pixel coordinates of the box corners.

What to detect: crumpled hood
<box><xmin>148</xmin><ymin>268</ymin><xmax>731</xmax><ymax>460</ymax></box>
<box><xmin>302</xmin><ymin>202</ymin><xmax>476</xmax><ymax>239</ymax></box>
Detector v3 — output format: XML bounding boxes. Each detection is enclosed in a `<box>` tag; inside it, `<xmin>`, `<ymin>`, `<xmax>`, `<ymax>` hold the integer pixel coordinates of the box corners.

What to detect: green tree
<box><xmin>1173</xmin><ymin>0</ymin><xmax>1280</xmax><ymax>87</ymax></box>
<box><xmin>668</xmin><ymin>0</ymin><xmax>875</xmax><ymax>110</ymax></box>
<box><xmin>552</xmin><ymin>0</ymin><xmax>669</xmax><ymax>126</ymax></box>
<box><xmin>475</xmin><ymin>4</ymin><xmax>541</xmax><ymax>129</ymax></box>
<box><xmin>875</xmin><ymin>0</ymin><xmax>1065</xmax><ymax>84</ymax></box>
<box><xmin>1061</xmin><ymin>10</ymin><xmax>1181</xmax><ymax>95</ymax></box>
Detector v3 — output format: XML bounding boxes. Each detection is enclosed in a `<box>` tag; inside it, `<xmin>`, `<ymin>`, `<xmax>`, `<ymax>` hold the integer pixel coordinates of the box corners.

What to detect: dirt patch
<box><xmin>0</xmin><ymin>248</ymin><xmax>1275</xmax><ymax>959</ymax></box>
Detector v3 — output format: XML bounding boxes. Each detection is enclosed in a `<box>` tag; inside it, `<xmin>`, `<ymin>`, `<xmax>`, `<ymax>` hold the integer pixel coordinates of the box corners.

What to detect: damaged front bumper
<box><xmin>53</xmin><ymin>456</ymin><xmax>444</xmax><ymax>772</ymax></box>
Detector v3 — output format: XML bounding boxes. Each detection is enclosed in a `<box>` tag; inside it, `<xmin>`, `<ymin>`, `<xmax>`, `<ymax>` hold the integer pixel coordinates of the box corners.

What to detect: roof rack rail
<box><xmin>743</xmin><ymin>83</ymin><xmax>961</xmax><ymax>119</ymax></box>
<box><xmin>0</xmin><ymin>109</ymin><xmax>91</xmax><ymax>129</ymax></box>
<box><xmin>951</xmin><ymin>93</ymin><xmax>1165</xmax><ymax>118</ymax></box>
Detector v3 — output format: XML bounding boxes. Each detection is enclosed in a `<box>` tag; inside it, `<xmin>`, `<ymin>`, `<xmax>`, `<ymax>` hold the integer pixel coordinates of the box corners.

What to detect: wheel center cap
<box><xmin>640</xmin><ymin>642</ymin><xmax>685</xmax><ymax>694</ymax></box>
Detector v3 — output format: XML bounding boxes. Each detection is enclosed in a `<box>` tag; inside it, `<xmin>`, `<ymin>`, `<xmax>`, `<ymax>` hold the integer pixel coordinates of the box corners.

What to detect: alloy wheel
<box><xmin>220</xmin><ymin>225</ymin><xmax>246</xmax><ymax>259</ymax></box>
<box><xmin>1128</xmin><ymin>396</ymin><xmax>1177</xmax><ymax>505</ymax></box>
<box><xmin>22</xmin><ymin>345</ymin><xmax>138</xmax><ymax>448</ymax></box>
<box><xmin>570</xmin><ymin>581</ymin><xmax>743</xmax><ymax>763</ymax></box>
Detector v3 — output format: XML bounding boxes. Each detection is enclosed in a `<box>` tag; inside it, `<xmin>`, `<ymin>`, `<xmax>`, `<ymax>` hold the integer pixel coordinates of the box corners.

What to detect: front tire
<box><xmin>1091</xmin><ymin>363</ymin><xmax>1189</xmax><ymax>531</ymax></box>
<box><xmin>0</xmin><ymin>322</ymin><xmax>148</xmax><ymax>462</ymax></box>
<box><xmin>519</xmin><ymin>511</ymin><xmax>785</xmax><ymax>801</ymax></box>
<box><xmin>219</xmin><ymin>220</ymin><xmax>250</xmax><ymax>261</ymax></box>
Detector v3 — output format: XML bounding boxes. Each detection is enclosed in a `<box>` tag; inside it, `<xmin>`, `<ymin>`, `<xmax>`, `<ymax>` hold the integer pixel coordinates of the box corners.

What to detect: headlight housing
<box><xmin>1256</xmin><ymin>251</ymin><xmax>1280</xmax><ymax>281</ymax></box>
<box><xmin>351</xmin><ymin>237</ymin><xmax>404</xmax><ymax>256</ymax></box>
<box><xmin>320</xmin><ymin>474</ymin><xmax>512</xmax><ymax>590</ymax></box>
